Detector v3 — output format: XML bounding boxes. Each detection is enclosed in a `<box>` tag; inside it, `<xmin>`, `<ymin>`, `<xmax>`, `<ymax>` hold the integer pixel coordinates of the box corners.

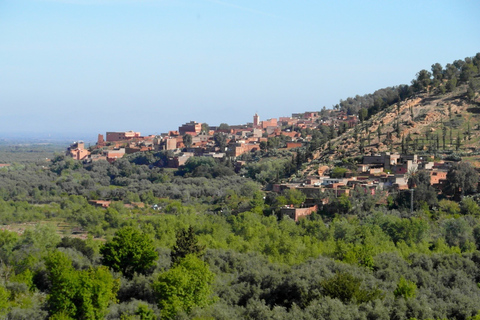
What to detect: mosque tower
<box><xmin>253</xmin><ymin>113</ymin><xmax>260</xmax><ymax>127</ymax></box>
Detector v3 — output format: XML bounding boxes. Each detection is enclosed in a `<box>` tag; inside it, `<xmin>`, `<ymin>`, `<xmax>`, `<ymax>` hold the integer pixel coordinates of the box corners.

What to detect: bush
<box><xmin>394</xmin><ymin>276</ymin><xmax>416</xmax><ymax>299</ymax></box>
<box><xmin>321</xmin><ymin>272</ymin><xmax>383</xmax><ymax>304</ymax></box>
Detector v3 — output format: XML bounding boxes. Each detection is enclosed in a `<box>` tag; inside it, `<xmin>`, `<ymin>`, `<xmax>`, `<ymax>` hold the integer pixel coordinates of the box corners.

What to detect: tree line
<box><xmin>339</xmin><ymin>53</ymin><xmax>480</xmax><ymax>119</ymax></box>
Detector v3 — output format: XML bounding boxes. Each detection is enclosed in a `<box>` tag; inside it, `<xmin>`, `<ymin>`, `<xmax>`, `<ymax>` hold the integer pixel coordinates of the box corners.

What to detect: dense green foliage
<box><xmin>3</xmin><ymin>198</ymin><xmax>480</xmax><ymax>319</ymax></box>
<box><xmin>1</xmin><ymin>53</ymin><xmax>480</xmax><ymax>319</ymax></box>
<box><xmin>153</xmin><ymin>254</ymin><xmax>215</xmax><ymax>319</ymax></box>
<box><xmin>2</xmin><ymin>146</ymin><xmax>480</xmax><ymax>319</ymax></box>
<box><xmin>45</xmin><ymin>251</ymin><xmax>118</xmax><ymax>319</ymax></box>
<box><xmin>100</xmin><ymin>227</ymin><xmax>158</xmax><ymax>278</ymax></box>
<box><xmin>170</xmin><ymin>226</ymin><xmax>205</xmax><ymax>264</ymax></box>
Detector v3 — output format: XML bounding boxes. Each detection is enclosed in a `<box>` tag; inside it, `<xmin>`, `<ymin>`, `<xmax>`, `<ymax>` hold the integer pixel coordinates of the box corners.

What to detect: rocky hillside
<box><xmin>316</xmin><ymin>81</ymin><xmax>480</xmax><ymax>164</ymax></box>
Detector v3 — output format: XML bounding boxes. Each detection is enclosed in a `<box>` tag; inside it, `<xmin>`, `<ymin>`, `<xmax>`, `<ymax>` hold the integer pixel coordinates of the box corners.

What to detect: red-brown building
<box><xmin>430</xmin><ymin>170</ymin><xmax>448</xmax><ymax>189</ymax></box>
<box><xmin>281</xmin><ymin>205</ymin><xmax>318</xmax><ymax>222</ymax></box>
<box><xmin>106</xmin><ymin>131</ymin><xmax>141</xmax><ymax>142</ymax></box>
<box><xmin>227</xmin><ymin>143</ymin><xmax>260</xmax><ymax>157</ymax></box>
<box><xmin>89</xmin><ymin>200</ymin><xmax>111</xmax><ymax>208</ymax></box>
<box><xmin>163</xmin><ymin>137</ymin><xmax>179</xmax><ymax>150</ymax></box>
<box><xmin>261</xmin><ymin>118</ymin><xmax>278</xmax><ymax>129</ymax></box>
<box><xmin>106</xmin><ymin>149</ymin><xmax>125</xmax><ymax>163</ymax></box>
<box><xmin>179</xmin><ymin>121</ymin><xmax>202</xmax><ymax>135</ymax></box>
<box><xmin>67</xmin><ymin>141</ymin><xmax>90</xmax><ymax>160</ymax></box>
<box><xmin>97</xmin><ymin>134</ymin><xmax>105</xmax><ymax>147</ymax></box>
<box><xmin>286</xmin><ymin>142</ymin><xmax>303</xmax><ymax>149</ymax></box>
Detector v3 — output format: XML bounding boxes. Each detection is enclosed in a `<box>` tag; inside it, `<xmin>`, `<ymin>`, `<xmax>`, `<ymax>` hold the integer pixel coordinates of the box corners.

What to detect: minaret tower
<box><xmin>253</xmin><ymin>113</ymin><xmax>260</xmax><ymax>127</ymax></box>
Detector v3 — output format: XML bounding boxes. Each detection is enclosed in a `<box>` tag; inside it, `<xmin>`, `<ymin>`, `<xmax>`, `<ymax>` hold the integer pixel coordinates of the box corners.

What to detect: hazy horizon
<box><xmin>1</xmin><ymin>0</ymin><xmax>479</xmax><ymax>138</ymax></box>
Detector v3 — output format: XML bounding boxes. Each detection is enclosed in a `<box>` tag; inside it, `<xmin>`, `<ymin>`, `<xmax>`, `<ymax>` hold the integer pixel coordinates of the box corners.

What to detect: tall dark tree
<box><xmin>453</xmin><ymin>59</ymin><xmax>465</xmax><ymax>70</ymax></box>
<box><xmin>412</xmin><ymin>69</ymin><xmax>432</xmax><ymax>92</ymax></box>
<box><xmin>171</xmin><ymin>226</ymin><xmax>206</xmax><ymax>264</ymax></box>
<box><xmin>460</xmin><ymin>63</ymin><xmax>476</xmax><ymax>83</ymax></box>
<box><xmin>358</xmin><ymin>108</ymin><xmax>368</xmax><ymax>123</ymax></box>
<box><xmin>473</xmin><ymin>52</ymin><xmax>480</xmax><ymax>69</ymax></box>
<box><xmin>446</xmin><ymin>77</ymin><xmax>457</xmax><ymax>92</ymax></box>
<box><xmin>431</xmin><ymin>63</ymin><xmax>443</xmax><ymax>82</ymax></box>
<box><xmin>329</xmin><ymin>125</ymin><xmax>337</xmax><ymax>139</ymax></box>
<box><xmin>396</xmin><ymin>170</ymin><xmax>438</xmax><ymax>210</ymax></box>
<box><xmin>466</xmin><ymin>84</ymin><xmax>476</xmax><ymax>101</ymax></box>
<box><xmin>259</xmin><ymin>140</ymin><xmax>267</xmax><ymax>151</ymax></box>
<box><xmin>183</xmin><ymin>134</ymin><xmax>193</xmax><ymax>148</ymax></box>
<box><xmin>218</xmin><ymin>123</ymin><xmax>230</xmax><ymax>131</ymax></box>
<box><xmin>442</xmin><ymin>124</ymin><xmax>447</xmax><ymax>150</ymax></box>
<box><xmin>408</xmin><ymin>170</ymin><xmax>428</xmax><ymax>188</ymax></box>
<box><xmin>444</xmin><ymin>63</ymin><xmax>457</xmax><ymax>80</ymax></box>
<box><xmin>439</xmin><ymin>84</ymin><xmax>446</xmax><ymax>94</ymax></box>
<box><xmin>213</xmin><ymin>132</ymin><xmax>228</xmax><ymax>151</ymax></box>
<box><xmin>444</xmin><ymin>162</ymin><xmax>478</xmax><ymax>199</ymax></box>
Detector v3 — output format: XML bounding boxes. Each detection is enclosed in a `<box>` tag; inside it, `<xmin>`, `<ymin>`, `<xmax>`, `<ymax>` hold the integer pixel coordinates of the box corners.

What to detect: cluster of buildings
<box><xmin>276</xmin><ymin>152</ymin><xmax>451</xmax><ymax>221</ymax></box>
<box><xmin>68</xmin><ymin>111</ymin><xmax>359</xmax><ymax>167</ymax></box>
<box><xmin>67</xmin><ymin>131</ymin><xmax>156</xmax><ymax>163</ymax></box>
<box><xmin>64</xmin><ymin>111</ymin><xmax>464</xmax><ymax>222</ymax></box>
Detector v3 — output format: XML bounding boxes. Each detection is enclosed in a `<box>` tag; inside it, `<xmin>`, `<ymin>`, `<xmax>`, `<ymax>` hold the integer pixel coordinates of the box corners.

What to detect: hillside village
<box><xmin>3</xmin><ymin>1</ymin><xmax>480</xmax><ymax>316</ymax></box>
<box><xmin>62</xmin><ymin>53</ymin><xmax>480</xmax><ymax>221</ymax></box>
<box><xmin>65</xmin><ymin>107</ymin><xmax>462</xmax><ymax>221</ymax></box>
<box><xmin>67</xmin><ymin>110</ymin><xmax>357</xmax><ymax>165</ymax></box>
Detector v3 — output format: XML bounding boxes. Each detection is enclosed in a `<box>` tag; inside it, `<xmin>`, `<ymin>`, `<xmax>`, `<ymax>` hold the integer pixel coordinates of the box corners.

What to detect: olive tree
<box><xmin>100</xmin><ymin>227</ymin><xmax>158</xmax><ymax>279</ymax></box>
<box><xmin>153</xmin><ymin>254</ymin><xmax>214</xmax><ymax>319</ymax></box>
<box><xmin>444</xmin><ymin>162</ymin><xmax>478</xmax><ymax>198</ymax></box>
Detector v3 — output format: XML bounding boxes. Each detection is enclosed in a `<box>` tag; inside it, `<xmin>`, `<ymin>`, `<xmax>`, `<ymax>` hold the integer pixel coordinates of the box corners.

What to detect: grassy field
<box><xmin>0</xmin><ymin>143</ymin><xmax>66</xmax><ymax>163</ymax></box>
<box><xmin>0</xmin><ymin>220</ymin><xmax>89</xmax><ymax>239</ymax></box>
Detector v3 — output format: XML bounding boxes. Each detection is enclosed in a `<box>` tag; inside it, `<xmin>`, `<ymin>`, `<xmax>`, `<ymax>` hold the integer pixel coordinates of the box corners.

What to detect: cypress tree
<box><xmin>171</xmin><ymin>226</ymin><xmax>206</xmax><ymax>264</ymax></box>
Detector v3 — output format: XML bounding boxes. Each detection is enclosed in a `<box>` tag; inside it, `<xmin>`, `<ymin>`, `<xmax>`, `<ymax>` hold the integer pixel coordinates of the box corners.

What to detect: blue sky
<box><xmin>1</xmin><ymin>0</ymin><xmax>479</xmax><ymax>139</ymax></box>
